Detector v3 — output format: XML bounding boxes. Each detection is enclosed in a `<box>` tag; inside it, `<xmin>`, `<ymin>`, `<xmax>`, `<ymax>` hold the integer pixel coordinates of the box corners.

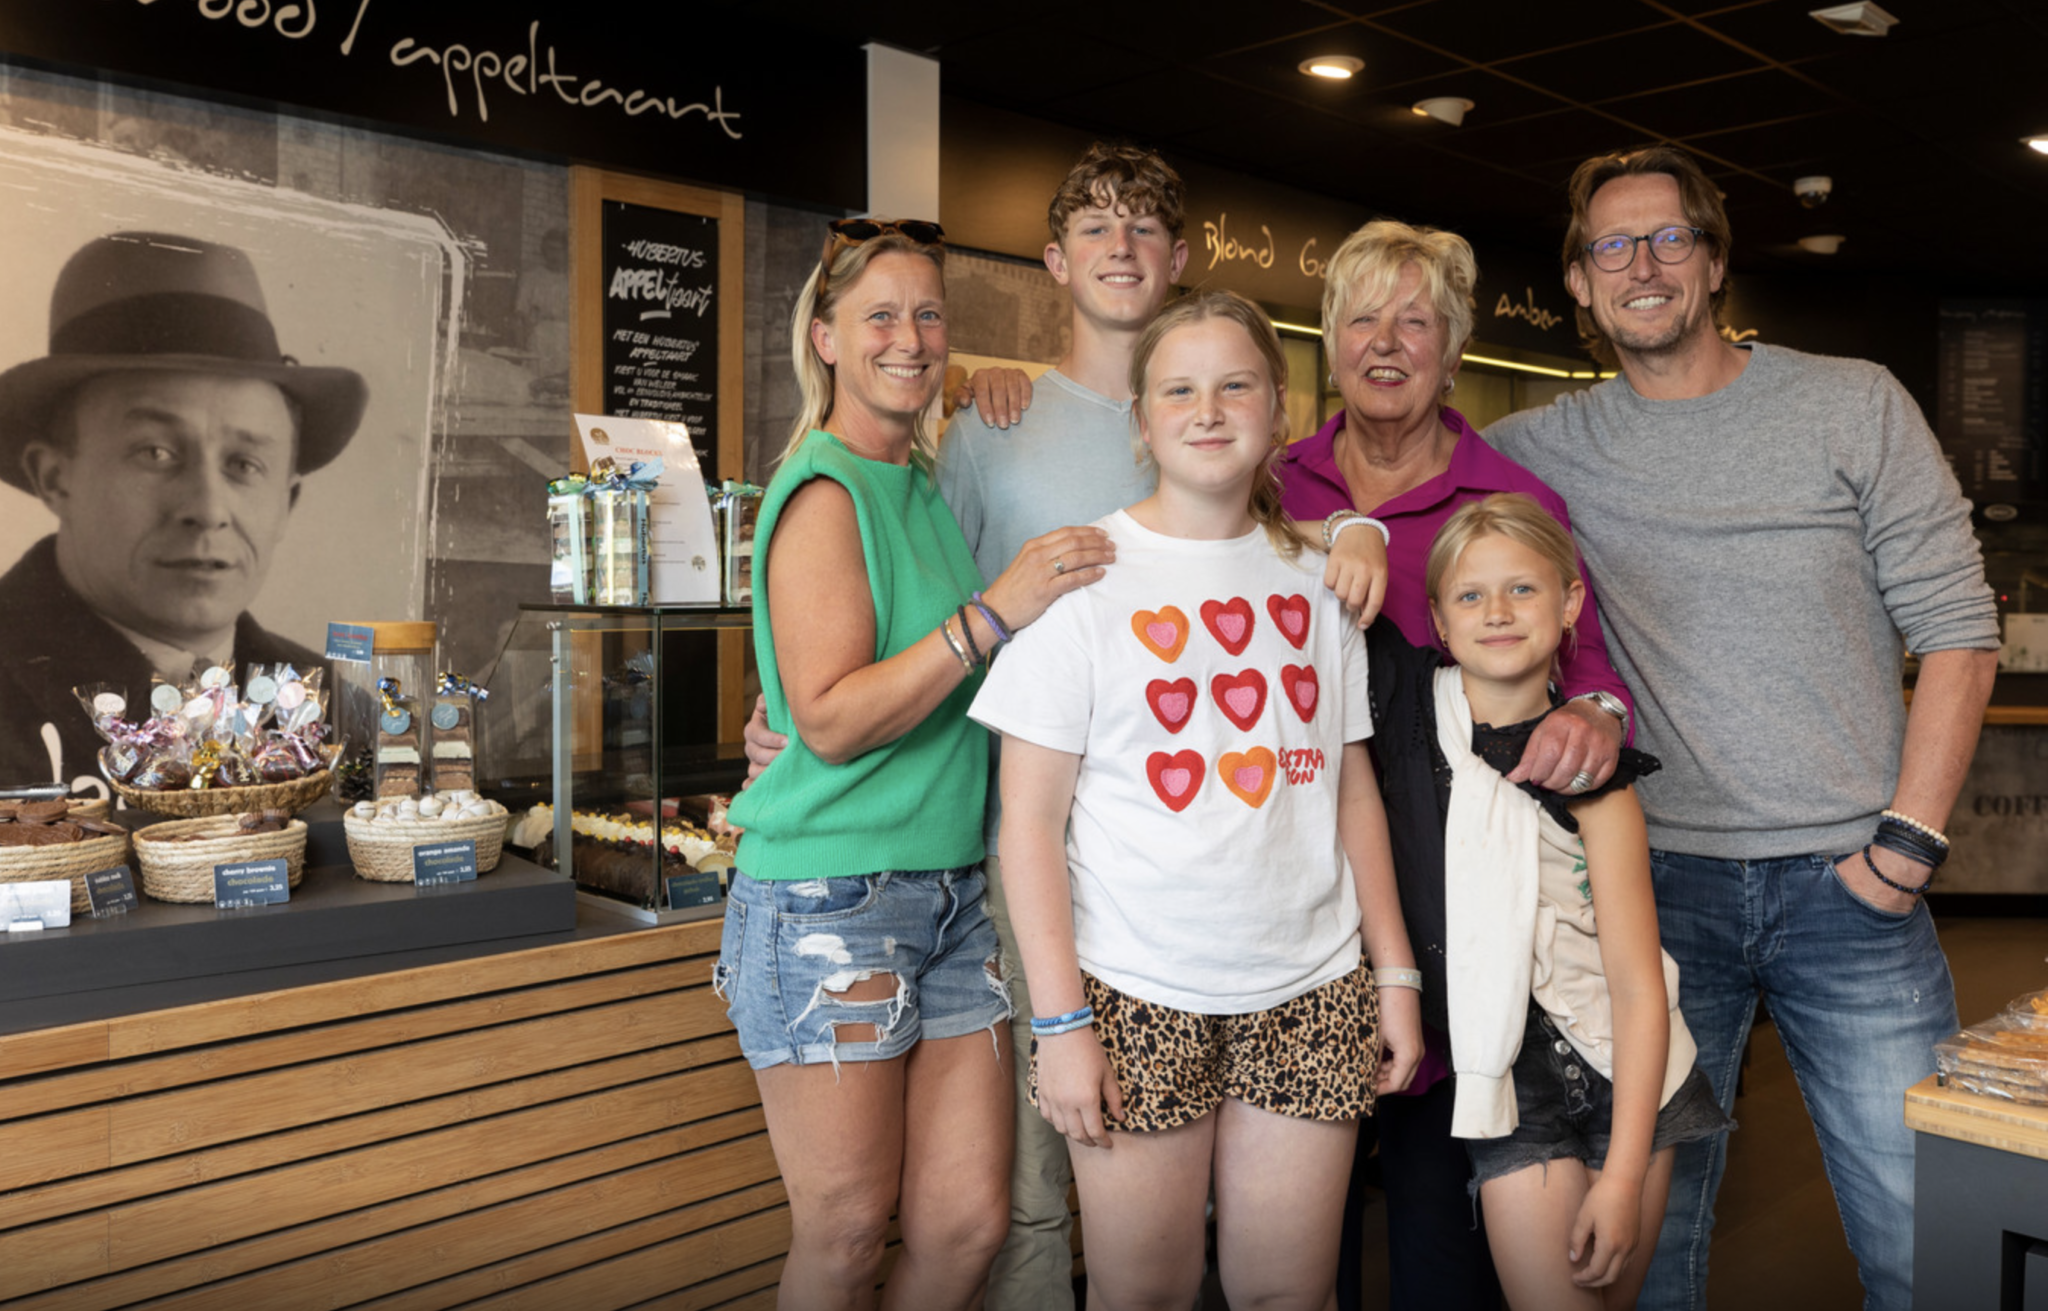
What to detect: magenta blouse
<box><xmin>1276</xmin><ymin>404</ymin><xmax>1634</xmax><ymax>724</ymax></box>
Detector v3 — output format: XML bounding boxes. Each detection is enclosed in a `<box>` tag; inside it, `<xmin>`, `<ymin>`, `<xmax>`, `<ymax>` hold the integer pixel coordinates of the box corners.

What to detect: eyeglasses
<box><xmin>816</xmin><ymin>218</ymin><xmax>945</xmax><ymax>298</ymax></box>
<box><xmin>1582</xmin><ymin>225</ymin><xmax>1706</xmax><ymax>273</ymax></box>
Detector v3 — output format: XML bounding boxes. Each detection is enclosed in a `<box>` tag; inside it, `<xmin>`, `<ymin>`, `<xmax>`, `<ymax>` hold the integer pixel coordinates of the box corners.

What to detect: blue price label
<box><xmin>325</xmin><ymin>622</ymin><xmax>375</xmax><ymax>663</ymax></box>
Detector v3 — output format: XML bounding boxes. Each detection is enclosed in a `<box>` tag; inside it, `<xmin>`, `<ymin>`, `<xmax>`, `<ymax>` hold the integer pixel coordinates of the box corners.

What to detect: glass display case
<box><xmin>480</xmin><ymin>603</ymin><xmax>750</xmax><ymax>921</ymax></box>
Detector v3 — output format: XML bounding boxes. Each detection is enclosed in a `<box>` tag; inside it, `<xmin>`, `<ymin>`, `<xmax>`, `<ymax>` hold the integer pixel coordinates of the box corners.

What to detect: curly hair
<box><xmin>1047</xmin><ymin>141</ymin><xmax>1187</xmax><ymax>243</ymax></box>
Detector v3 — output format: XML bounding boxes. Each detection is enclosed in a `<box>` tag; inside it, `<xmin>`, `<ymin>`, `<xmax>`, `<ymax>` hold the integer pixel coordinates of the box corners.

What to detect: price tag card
<box><xmin>85</xmin><ymin>865</ymin><xmax>139</xmax><ymax>917</ymax></box>
<box><xmin>325</xmin><ymin>622</ymin><xmax>375</xmax><ymax>663</ymax></box>
<box><xmin>665</xmin><ymin>869</ymin><xmax>722</xmax><ymax>910</ymax></box>
<box><xmin>413</xmin><ymin>840</ymin><xmax>478</xmax><ymax>886</ymax></box>
<box><xmin>214</xmin><ymin>859</ymin><xmax>291</xmax><ymax>909</ymax></box>
<box><xmin>0</xmin><ymin>880</ymin><xmax>73</xmax><ymax>930</ymax></box>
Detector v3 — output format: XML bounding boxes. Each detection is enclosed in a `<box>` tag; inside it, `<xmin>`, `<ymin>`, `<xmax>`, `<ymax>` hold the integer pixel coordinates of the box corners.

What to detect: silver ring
<box><xmin>1567</xmin><ymin>769</ymin><xmax>1595</xmax><ymax>794</ymax></box>
<box><xmin>1052</xmin><ymin>557</ymin><xmax>1066</xmax><ymax>576</ymax></box>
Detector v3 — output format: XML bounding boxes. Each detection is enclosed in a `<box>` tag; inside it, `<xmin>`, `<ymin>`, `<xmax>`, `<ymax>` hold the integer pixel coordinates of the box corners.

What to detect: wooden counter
<box><xmin>1904</xmin><ymin>1075</ymin><xmax>2048</xmax><ymax>1308</ymax></box>
<box><xmin>0</xmin><ymin>919</ymin><xmax>788</xmax><ymax>1309</ymax></box>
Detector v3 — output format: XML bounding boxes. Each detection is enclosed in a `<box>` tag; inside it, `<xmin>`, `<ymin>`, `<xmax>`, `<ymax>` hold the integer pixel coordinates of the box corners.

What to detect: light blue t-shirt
<box><xmin>935</xmin><ymin>368</ymin><xmax>1158</xmax><ymax>839</ymax></box>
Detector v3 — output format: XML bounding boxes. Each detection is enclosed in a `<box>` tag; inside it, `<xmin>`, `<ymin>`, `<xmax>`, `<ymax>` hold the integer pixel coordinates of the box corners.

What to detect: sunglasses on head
<box><xmin>816</xmin><ymin>218</ymin><xmax>946</xmax><ymax>297</ymax></box>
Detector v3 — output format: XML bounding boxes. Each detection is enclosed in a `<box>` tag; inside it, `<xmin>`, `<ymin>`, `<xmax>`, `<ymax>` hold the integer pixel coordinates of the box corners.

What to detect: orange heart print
<box><xmin>1131</xmin><ymin>606</ymin><xmax>1190</xmax><ymax>662</ymax></box>
<box><xmin>1218</xmin><ymin>747</ymin><xmax>1277</xmax><ymax>807</ymax></box>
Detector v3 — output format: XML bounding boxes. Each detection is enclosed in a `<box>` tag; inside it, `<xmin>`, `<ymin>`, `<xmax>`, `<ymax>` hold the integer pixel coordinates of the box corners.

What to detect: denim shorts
<box><xmin>1466</xmin><ymin>1003</ymin><xmax>1733</xmax><ymax>1188</ymax></box>
<box><xmin>712</xmin><ymin>866</ymin><xmax>1012</xmax><ymax>1070</ymax></box>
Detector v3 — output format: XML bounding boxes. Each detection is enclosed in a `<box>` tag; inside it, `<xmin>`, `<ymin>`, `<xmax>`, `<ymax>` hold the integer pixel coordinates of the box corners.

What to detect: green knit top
<box><xmin>728</xmin><ymin>432</ymin><xmax>988</xmax><ymax>880</ymax></box>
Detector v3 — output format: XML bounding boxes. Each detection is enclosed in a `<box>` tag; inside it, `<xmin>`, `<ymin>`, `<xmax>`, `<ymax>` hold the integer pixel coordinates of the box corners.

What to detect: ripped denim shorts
<box><xmin>712</xmin><ymin>866</ymin><xmax>1012</xmax><ymax>1070</ymax></box>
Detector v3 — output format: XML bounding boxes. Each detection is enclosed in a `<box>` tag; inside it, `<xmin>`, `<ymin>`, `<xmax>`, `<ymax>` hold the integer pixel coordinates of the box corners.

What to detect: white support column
<box><xmin>864</xmin><ymin>42</ymin><xmax>940</xmax><ymax>221</ymax></box>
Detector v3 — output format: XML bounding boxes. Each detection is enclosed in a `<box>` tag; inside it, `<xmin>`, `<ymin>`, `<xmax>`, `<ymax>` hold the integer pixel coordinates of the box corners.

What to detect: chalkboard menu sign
<box><xmin>601</xmin><ymin>201</ymin><xmax>720</xmax><ymax>480</ymax></box>
<box><xmin>1937</xmin><ymin>300</ymin><xmax>2047</xmax><ymax>511</ymax></box>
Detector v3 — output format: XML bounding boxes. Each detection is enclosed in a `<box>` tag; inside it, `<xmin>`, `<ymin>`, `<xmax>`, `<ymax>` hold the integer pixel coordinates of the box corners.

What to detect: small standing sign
<box><xmin>414</xmin><ymin>840</ymin><xmax>479</xmax><ymax>886</ymax></box>
<box><xmin>214</xmin><ymin>859</ymin><xmax>291</xmax><ymax>909</ymax></box>
<box><xmin>85</xmin><ymin>865</ymin><xmax>139</xmax><ymax>917</ymax></box>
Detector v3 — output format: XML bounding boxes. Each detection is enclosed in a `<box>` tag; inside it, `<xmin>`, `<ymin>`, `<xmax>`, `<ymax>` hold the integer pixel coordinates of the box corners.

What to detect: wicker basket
<box><xmin>110</xmin><ymin>769</ymin><xmax>333</xmax><ymax>819</ymax></box>
<box><xmin>0</xmin><ymin>831</ymin><xmax>129</xmax><ymax>913</ymax></box>
<box><xmin>343</xmin><ymin>809</ymin><xmax>507</xmax><ymax>883</ymax></box>
<box><xmin>132</xmin><ymin>816</ymin><xmax>307</xmax><ymax>903</ymax></box>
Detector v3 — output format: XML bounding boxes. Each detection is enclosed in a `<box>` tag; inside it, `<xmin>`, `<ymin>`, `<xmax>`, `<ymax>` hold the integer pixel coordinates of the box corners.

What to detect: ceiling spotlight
<box><xmin>1810</xmin><ymin>2</ymin><xmax>1898</xmax><ymax>36</ymax></box>
<box><xmin>1299</xmin><ymin>55</ymin><xmax>1364</xmax><ymax>80</ymax></box>
<box><xmin>1798</xmin><ymin>234</ymin><xmax>1846</xmax><ymax>255</ymax></box>
<box><xmin>1794</xmin><ymin>175</ymin><xmax>1833</xmax><ymax>208</ymax></box>
<box><xmin>2025</xmin><ymin>136</ymin><xmax>2048</xmax><ymax>155</ymax></box>
<box><xmin>1412</xmin><ymin>97</ymin><xmax>1475</xmax><ymax>127</ymax></box>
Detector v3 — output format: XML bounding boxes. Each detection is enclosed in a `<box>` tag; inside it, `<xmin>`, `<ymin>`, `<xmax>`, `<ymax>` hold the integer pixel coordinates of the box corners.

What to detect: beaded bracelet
<box><xmin>1881</xmin><ymin>809</ymin><xmax>1950</xmax><ymax>850</ymax></box>
<box><xmin>971</xmin><ymin>591</ymin><xmax>1014</xmax><ymax>645</ymax></box>
<box><xmin>1862</xmin><ymin>844</ymin><xmax>1933</xmax><ymax>897</ymax></box>
<box><xmin>939</xmin><ymin>615</ymin><xmax>976</xmax><ymax>672</ymax></box>
<box><xmin>1372</xmin><ymin>967</ymin><xmax>1423</xmax><ymax>992</ymax></box>
<box><xmin>1322</xmin><ymin>509</ymin><xmax>1391</xmax><ymax>550</ymax></box>
<box><xmin>1030</xmin><ymin>1005</ymin><xmax>1095</xmax><ymax>1036</ymax></box>
<box><xmin>955</xmin><ymin>605</ymin><xmax>985</xmax><ymax>666</ymax></box>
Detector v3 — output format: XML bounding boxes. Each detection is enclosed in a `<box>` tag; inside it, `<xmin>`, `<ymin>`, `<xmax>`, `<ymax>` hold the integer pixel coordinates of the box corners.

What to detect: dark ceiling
<box><xmin>767</xmin><ymin>0</ymin><xmax>2048</xmax><ymax>291</ymax></box>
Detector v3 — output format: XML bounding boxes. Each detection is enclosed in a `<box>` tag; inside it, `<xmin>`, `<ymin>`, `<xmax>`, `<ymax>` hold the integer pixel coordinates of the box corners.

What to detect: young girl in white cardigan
<box><xmin>1388</xmin><ymin>493</ymin><xmax>1727</xmax><ymax>1309</ymax></box>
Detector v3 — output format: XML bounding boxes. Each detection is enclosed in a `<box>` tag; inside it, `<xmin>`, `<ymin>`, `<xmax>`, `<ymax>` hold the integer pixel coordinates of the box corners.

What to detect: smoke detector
<box><xmin>1810</xmin><ymin>3</ymin><xmax>1898</xmax><ymax>36</ymax></box>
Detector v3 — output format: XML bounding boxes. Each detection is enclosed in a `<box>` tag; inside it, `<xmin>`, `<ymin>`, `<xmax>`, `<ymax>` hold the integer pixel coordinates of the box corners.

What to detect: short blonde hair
<box><xmin>1319</xmin><ymin>219</ymin><xmax>1477</xmax><ymax>380</ymax></box>
<box><xmin>1425</xmin><ymin>493</ymin><xmax>1581</xmax><ymax>606</ymax></box>
<box><xmin>777</xmin><ymin>229</ymin><xmax>946</xmax><ymax>467</ymax></box>
<box><xmin>1128</xmin><ymin>290</ymin><xmax>1299</xmax><ymax>561</ymax></box>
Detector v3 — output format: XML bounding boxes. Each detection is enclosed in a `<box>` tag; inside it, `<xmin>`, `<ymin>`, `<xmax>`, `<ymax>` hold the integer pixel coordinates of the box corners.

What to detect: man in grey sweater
<box><xmin>1487</xmin><ymin>146</ymin><xmax>1999</xmax><ymax>1311</ymax></box>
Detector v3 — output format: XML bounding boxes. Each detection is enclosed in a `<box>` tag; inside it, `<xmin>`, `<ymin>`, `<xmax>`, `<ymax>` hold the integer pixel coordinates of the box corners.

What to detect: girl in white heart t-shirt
<box><xmin>970</xmin><ymin>289</ymin><xmax>1421</xmax><ymax>1311</ymax></box>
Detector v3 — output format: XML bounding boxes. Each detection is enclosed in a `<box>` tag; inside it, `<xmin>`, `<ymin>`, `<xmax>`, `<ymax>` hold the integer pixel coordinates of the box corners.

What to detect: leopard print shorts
<box><xmin>1029</xmin><ymin>964</ymin><xmax>1381</xmax><ymax>1133</ymax></box>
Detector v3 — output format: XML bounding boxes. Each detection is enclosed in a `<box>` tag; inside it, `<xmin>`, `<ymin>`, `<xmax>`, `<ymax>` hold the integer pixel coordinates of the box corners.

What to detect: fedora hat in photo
<box><xmin>0</xmin><ymin>231</ymin><xmax>369</xmax><ymax>494</ymax></box>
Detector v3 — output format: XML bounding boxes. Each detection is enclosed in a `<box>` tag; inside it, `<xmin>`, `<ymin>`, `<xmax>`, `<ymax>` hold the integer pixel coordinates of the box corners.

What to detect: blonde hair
<box><xmin>1319</xmin><ymin>220</ymin><xmax>1477</xmax><ymax>383</ymax></box>
<box><xmin>1127</xmin><ymin>290</ymin><xmax>1299</xmax><ymax>561</ymax></box>
<box><xmin>1425</xmin><ymin>494</ymin><xmax>1584</xmax><ymax>667</ymax></box>
<box><xmin>777</xmin><ymin>230</ymin><xmax>946</xmax><ymax>467</ymax></box>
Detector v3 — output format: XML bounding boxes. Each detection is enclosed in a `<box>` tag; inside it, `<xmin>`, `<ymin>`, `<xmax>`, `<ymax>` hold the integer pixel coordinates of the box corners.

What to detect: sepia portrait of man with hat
<box><xmin>0</xmin><ymin>230</ymin><xmax>368</xmax><ymax>795</ymax></box>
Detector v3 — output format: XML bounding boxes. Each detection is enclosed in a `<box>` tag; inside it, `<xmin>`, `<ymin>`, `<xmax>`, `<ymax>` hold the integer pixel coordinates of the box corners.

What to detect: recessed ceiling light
<box><xmin>1810</xmin><ymin>2</ymin><xmax>1898</xmax><ymax>36</ymax></box>
<box><xmin>2025</xmin><ymin>135</ymin><xmax>2048</xmax><ymax>155</ymax></box>
<box><xmin>1412</xmin><ymin>97</ymin><xmax>1475</xmax><ymax>127</ymax></box>
<box><xmin>1798</xmin><ymin>234</ymin><xmax>1847</xmax><ymax>255</ymax></box>
<box><xmin>1299</xmin><ymin>55</ymin><xmax>1364</xmax><ymax>80</ymax></box>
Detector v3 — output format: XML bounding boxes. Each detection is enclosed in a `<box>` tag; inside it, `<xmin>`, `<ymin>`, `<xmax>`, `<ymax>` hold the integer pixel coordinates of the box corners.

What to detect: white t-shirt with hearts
<box><xmin>970</xmin><ymin>510</ymin><xmax>1373</xmax><ymax>1014</ymax></box>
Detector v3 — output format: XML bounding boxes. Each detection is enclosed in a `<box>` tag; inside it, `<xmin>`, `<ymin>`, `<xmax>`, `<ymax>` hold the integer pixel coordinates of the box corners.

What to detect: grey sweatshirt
<box><xmin>1488</xmin><ymin>343</ymin><xmax>1998</xmax><ymax>859</ymax></box>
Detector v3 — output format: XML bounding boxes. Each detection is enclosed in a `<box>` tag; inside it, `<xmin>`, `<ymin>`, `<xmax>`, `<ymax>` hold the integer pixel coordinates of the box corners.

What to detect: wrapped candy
<box><xmin>428</xmin><ymin>671</ymin><xmax>488</xmax><ymax>794</ymax></box>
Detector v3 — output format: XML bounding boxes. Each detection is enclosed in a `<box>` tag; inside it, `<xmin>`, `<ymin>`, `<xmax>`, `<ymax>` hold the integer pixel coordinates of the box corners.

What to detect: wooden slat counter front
<box><xmin>1903</xmin><ymin>1075</ymin><xmax>2048</xmax><ymax>1308</ymax></box>
<box><xmin>0</xmin><ymin>919</ymin><xmax>789</xmax><ymax>1310</ymax></box>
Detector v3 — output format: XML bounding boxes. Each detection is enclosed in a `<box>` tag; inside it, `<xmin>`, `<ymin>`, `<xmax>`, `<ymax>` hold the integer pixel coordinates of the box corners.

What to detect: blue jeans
<box><xmin>1639</xmin><ymin>850</ymin><xmax>1957</xmax><ymax>1311</ymax></box>
<box><xmin>714</xmin><ymin>867</ymin><xmax>1011</xmax><ymax>1070</ymax></box>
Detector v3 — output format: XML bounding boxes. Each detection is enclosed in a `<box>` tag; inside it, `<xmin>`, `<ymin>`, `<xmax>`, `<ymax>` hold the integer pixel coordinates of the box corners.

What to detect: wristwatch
<box><xmin>1570</xmin><ymin>690</ymin><xmax>1630</xmax><ymax>737</ymax></box>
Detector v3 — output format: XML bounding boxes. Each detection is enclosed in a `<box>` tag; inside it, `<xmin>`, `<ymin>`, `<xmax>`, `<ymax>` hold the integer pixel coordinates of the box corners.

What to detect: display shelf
<box><xmin>484</xmin><ymin>604</ymin><xmax>746</xmax><ymax>918</ymax></box>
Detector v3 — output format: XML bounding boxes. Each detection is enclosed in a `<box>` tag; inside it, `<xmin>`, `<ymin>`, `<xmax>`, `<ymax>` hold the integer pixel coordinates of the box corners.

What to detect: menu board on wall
<box><xmin>1938</xmin><ymin>300</ymin><xmax>2046</xmax><ymax>511</ymax></box>
<box><xmin>600</xmin><ymin>201</ymin><xmax>719</xmax><ymax>481</ymax></box>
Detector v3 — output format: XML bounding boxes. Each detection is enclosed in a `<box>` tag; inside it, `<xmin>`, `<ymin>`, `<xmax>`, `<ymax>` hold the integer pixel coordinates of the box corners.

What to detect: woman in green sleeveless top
<box><xmin>715</xmin><ymin>221</ymin><xmax>1112</xmax><ymax>1311</ymax></box>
